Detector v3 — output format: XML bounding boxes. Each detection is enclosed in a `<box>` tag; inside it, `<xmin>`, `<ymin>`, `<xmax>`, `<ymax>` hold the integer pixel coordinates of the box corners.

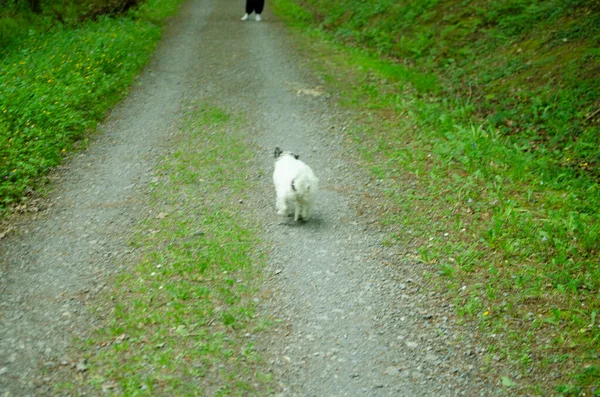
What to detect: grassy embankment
<box><xmin>272</xmin><ymin>0</ymin><xmax>600</xmax><ymax>395</ymax></box>
<box><xmin>59</xmin><ymin>103</ymin><xmax>272</xmax><ymax>395</ymax></box>
<box><xmin>0</xmin><ymin>0</ymin><xmax>183</xmax><ymax>211</ymax></box>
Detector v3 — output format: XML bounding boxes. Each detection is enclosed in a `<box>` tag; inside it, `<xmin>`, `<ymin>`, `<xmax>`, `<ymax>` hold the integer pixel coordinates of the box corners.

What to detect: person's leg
<box><xmin>245</xmin><ymin>0</ymin><xmax>253</xmax><ymax>14</ymax></box>
<box><xmin>255</xmin><ymin>0</ymin><xmax>264</xmax><ymax>14</ymax></box>
<box><xmin>242</xmin><ymin>0</ymin><xmax>251</xmax><ymax>20</ymax></box>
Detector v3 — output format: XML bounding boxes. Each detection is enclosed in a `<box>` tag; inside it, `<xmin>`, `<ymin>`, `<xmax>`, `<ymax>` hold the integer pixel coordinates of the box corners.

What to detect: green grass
<box><xmin>297</xmin><ymin>0</ymin><xmax>600</xmax><ymax>177</ymax></box>
<box><xmin>273</xmin><ymin>0</ymin><xmax>600</xmax><ymax>395</ymax></box>
<box><xmin>0</xmin><ymin>0</ymin><xmax>184</xmax><ymax>211</ymax></box>
<box><xmin>65</xmin><ymin>103</ymin><xmax>272</xmax><ymax>395</ymax></box>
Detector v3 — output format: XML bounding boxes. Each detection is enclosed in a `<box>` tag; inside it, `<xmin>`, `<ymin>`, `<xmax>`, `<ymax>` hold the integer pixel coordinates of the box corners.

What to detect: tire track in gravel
<box><xmin>0</xmin><ymin>1</ymin><xmax>214</xmax><ymax>394</ymax></box>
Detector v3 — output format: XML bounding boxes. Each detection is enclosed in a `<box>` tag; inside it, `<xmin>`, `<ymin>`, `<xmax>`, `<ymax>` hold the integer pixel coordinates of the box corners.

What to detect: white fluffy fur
<box><xmin>273</xmin><ymin>147</ymin><xmax>319</xmax><ymax>221</ymax></box>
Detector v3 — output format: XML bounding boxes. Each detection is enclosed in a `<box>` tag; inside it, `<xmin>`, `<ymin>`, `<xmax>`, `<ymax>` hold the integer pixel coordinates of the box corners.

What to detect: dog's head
<box><xmin>274</xmin><ymin>147</ymin><xmax>299</xmax><ymax>160</ymax></box>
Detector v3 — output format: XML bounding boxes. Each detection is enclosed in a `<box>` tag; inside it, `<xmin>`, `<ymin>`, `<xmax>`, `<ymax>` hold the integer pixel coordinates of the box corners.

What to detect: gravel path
<box><xmin>1</xmin><ymin>0</ymin><xmax>504</xmax><ymax>395</ymax></box>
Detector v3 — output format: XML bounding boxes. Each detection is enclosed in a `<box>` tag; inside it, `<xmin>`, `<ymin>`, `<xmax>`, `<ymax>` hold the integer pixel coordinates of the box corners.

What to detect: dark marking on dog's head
<box><xmin>275</xmin><ymin>147</ymin><xmax>300</xmax><ymax>160</ymax></box>
<box><xmin>274</xmin><ymin>147</ymin><xmax>283</xmax><ymax>159</ymax></box>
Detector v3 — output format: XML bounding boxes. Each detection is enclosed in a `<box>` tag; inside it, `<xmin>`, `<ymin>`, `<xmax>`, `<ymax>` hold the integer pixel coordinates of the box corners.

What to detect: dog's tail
<box><xmin>291</xmin><ymin>174</ymin><xmax>318</xmax><ymax>198</ymax></box>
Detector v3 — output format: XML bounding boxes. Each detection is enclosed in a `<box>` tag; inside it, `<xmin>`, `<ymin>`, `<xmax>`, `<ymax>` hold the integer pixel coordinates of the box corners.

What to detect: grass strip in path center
<box><xmin>65</xmin><ymin>103</ymin><xmax>272</xmax><ymax>395</ymax></box>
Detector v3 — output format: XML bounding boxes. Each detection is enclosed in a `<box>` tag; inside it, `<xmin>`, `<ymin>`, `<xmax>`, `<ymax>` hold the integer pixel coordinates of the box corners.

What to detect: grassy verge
<box><xmin>0</xmin><ymin>0</ymin><xmax>183</xmax><ymax>211</ymax></box>
<box><xmin>63</xmin><ymin>102</ymin><xmax>272</xmax><ymax>395</ymax></box>
<box><xmin>273</xmin><ymin>0</ymin><xmax>600</xmax><ymax>395</ymax></box>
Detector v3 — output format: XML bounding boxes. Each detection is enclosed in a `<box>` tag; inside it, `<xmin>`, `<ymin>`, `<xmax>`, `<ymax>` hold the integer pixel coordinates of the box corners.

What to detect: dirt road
<box><xmin>0</xmin><ymin>0</ymin><xmax>502</xmax><ymax>395</ymax></box>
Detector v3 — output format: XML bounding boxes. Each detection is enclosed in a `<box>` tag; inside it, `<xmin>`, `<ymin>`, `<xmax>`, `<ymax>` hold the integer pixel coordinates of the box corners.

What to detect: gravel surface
<box><xmin>0</xmin><ymin>0</ymin><xmax>506</xmax><ymax>395</ymax></box>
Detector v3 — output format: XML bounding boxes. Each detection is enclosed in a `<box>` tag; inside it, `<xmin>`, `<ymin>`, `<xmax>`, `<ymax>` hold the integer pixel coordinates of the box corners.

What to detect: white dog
<box><xmin>273</xmin><ymin>147</ymin><xmax>318</xmax><ymax>221</ymax></box>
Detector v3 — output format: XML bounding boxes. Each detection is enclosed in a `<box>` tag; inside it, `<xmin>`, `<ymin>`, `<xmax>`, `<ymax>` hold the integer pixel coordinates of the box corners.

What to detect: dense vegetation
<box><xmin>273</xmin><ymin>0</ymin><xmax>599</xmax><ymax>394</ymax></box>
<box><xmin>0</xmin><ymin>0</ymin><xmax>182</xmax><ymax>210</ymax></box>
<box><xmin>296</xmin><ymin>0</ymin><xmax>600</xmax><ymax>175</ymax></box>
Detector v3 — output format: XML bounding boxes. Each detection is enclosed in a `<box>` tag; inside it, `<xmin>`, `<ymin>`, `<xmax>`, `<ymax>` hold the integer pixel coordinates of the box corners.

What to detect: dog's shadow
<box><xmin>278</xmin><ymin>214</ymin><xmax>326</xmax><ymax>231</ymax></box>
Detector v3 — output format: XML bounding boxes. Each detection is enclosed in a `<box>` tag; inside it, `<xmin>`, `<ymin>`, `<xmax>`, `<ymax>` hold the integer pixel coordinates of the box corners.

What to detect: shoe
<box><xmin>241</xmin><ymin>13</ymin><xmax>249</xmax><ymax>21</ymax></box>
<box><xmin>255</xmin><ymin>14</ymin><xmax>261</xmax><ymax>21</ymax></box>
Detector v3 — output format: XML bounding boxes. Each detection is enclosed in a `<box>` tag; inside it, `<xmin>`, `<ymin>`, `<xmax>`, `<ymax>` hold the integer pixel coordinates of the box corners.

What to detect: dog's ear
<box><xmin>293</xmin><ymin>154</ymin><xmax>300</xmax><ymax>160</ymax></box>
<box><xmin>274</xmin><ymin>147</ymin><xmax>282</xmax><ymax>159</ymax></box>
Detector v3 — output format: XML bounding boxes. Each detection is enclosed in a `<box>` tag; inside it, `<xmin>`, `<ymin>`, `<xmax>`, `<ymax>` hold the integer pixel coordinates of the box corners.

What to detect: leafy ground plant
<box><xmin>273</xmin><ymin>0</ymin><xmax>600</xmax><ymax>395</ymax></box>
<box><xmin>0</xmin><ymin>0</ymin><xmax>183</xmax><ymax>211</ymax></box>
<box><xmin>69</xmin><ymin>103</ymin><xmax>272</xmax><ymax>395</ymax></box>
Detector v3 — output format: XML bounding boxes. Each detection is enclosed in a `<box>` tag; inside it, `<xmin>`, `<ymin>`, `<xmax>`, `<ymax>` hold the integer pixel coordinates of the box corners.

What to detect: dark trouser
<box><xmin>246</xmin><ymin>0</ymin><xmax>264</xmax><ymax>14</ymax></box>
